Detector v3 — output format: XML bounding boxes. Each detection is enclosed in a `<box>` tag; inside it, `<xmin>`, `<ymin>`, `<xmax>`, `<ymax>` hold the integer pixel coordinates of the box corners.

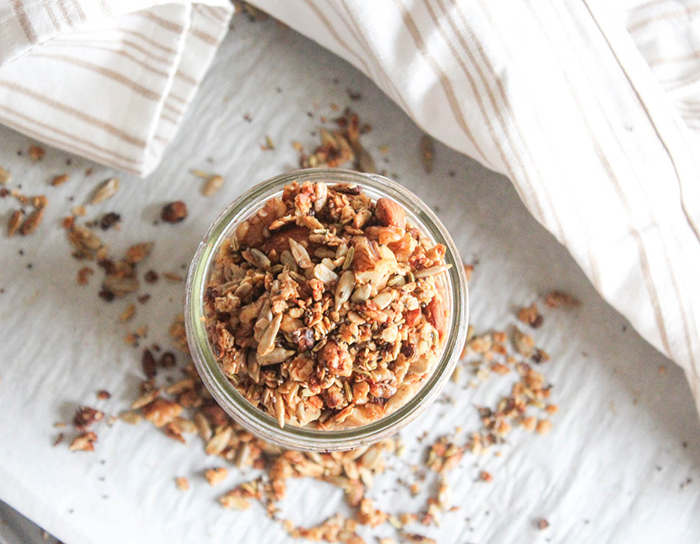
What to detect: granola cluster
<box><xmin>204</xmin><ymin>180</ymin><xmax>452</xmax><ymax>429</ymax></box>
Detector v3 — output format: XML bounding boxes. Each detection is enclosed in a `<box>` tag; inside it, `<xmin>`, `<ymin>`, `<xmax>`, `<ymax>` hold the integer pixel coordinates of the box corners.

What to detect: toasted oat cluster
<box><xmin>204</xmin><ymin>180</ymin><xmax>451</xmax><ymax>429</ymax></box>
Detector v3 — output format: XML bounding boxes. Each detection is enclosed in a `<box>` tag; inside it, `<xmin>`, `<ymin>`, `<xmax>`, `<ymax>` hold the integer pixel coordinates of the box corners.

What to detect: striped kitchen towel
<box><xmin>0</xmin><ymin>0</ymin><xmax>233</xmax><ymax>175</ymax></box>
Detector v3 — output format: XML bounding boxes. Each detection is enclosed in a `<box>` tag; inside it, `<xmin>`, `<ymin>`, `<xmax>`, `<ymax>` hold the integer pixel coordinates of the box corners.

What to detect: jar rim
<box><xmin>185</xmin><ymin>168</ymin><xmax>469</xmax><ymax>451</ymax></box>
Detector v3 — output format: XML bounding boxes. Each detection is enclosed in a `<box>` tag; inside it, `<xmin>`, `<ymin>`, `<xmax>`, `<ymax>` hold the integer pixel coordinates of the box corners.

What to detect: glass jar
<box><xmin>185</xmin><ymin>169</ymin><xmax>469</xmax><ymax>451</ymax></box>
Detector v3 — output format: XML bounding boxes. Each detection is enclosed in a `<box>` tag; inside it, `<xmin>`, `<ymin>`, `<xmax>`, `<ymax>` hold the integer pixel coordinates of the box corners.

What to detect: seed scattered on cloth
<box><xmin>161</xmin><ymin>201</ymin><xmax>188</xmax><ymax>224</ymax></box>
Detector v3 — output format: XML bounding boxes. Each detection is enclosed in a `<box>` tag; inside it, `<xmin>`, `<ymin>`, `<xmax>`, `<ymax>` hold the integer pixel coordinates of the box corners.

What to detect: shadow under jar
<box><xmin>186</xmin><ymin>169</ymin><xmax>468</xmax><ymax>452</ymax></box>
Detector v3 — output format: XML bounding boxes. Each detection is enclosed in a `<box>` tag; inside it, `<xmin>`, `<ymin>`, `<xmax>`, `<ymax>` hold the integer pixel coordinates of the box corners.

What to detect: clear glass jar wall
<box><xmin>185</xmin><ymin>169</ymin><xmax>468</xmax><ymax>451</ymax></box>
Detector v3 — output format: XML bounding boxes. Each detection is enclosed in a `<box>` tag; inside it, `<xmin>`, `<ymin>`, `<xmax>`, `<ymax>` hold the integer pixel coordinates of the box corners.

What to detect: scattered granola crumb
<box><xmin>176</xmin><ymin>477</ymin><xmax>190</xmax><ymax>491</ymax></box>
<box><xmin>0</xmin><ymin>166</ymin><xmax>10</xmax><ymax>185</ymax></box>
<box><xmin>51</xmin><ymin>174</ymin><xmax>69</xmax><ymax>186</ymax></box>
<box><xmin>144</xmin><ymin>270</ymin><xmax>159</xmax><ymax>283</ymax></box>
<box><xmin>658</xmin><ymin>365</ymin><xmax>666</xmax><ymax>375</ymax></box>
<box><xmin>161</xmin><ymin>201</ymin><xmax>188</xmax><ymax>224</ymax></box>
<box><xmin>97</xmin><ymin>390</ymin><xmax>111</xmax><ymax>400</ymax></box>
<box><xmin>204</xmin><ymin>467</ymin><xmax>229</xmax><ymax>486</ymax></box>
<box><xmin>118</xmin><ymin>411</ymin><xmax>142</xmax><ymax>425</ymax></box>
<box><xmin>518</xmin><ymin>303</ymin><xmax>543</xmax><ymax>328</ymax></box>
<box><xmin>53</xmin><ymin>433</ymin><xmax>64</xmax><ymax>447</ymax></box>
<box><xmin>479</xmin><ymin>471</ymin><xmax>493</xmax><ymax>483</ymax></box>
<box><xmin>544</xmin><ymin>290</ymin><xmax>580</xmax><ymax>308</ymax></box>
<box><xmin>162</xmin><ymin>272</ymin><xmax>183</xmax><ymax>282</ymax></box>
<box><xmin>7</xmin><ymin>209</ymin><xmax>23</xmax><ymax>237</ymax></box>
<box><xmin>537</xmin><ymin>518</ymin><xmax>550</xmax><ymax>530</ymax></box>
<box><xmin>73</xmin><ymin>406</ymin><xmax>105</xmax><ymax>432</ymax></box>
<box><xmin>77</xmin><ymin>266</ymin><xmax>94</xmax><ymax>285</ymax></box>
<box><xmin>120</xmin><ymin>303</ymin><xmax>136</xmax><ymax>323</ymax></box>
<box><xmin>29</xmin><ymin>145</ymin><xmax>46</xmax><ymax>161</ymax></box>
<box><xmin>69</xmin><ymin>431</ymin><xmax>97</xmax><ymax>452</ymax></box>
<box><xmin>400</xmin><ymin>533</ymin><xmax>436</xmax><ymax>544</ymax></box>
<box><xmin>536</xmin><ymin>419</ymin><xmax>552</xmax><ymax>435</ymax></box>
<box><xmin>99</xmin><ymin>212</ymin><xmax>121</xmax><ymax>230</ymax></box>
<box><xmin>142</xmin><ymin>349</ymin><xmax>157</xmax><ymax>379</ymax></box>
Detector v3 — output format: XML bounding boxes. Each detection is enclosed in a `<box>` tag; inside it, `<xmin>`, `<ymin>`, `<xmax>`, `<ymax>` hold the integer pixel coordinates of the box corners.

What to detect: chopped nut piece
<box><xmin>69</xmin><ymin>431</ymin><xmax>97</xmax><ymax>452</ymax></box>
<box><xmin>479</xmin><ymin>470</ymin><xmax>493</xmax><ymax>482</ymax></box>
<box><xmin>161</xmin><ymin>201</ymin><xmax>188</xmax><ymax>223</ymax></box>
<box><xmin>176</xmin><ymin>477</ymin><xmax>190</xmax><ymax>491</ymax></box>
<box><xmin>537</xmin><ymin>518</ymin><xmax>550</xmax><ymax>530</ymax></box>
<box><xmin>544</xmin><ymin>290</ymin><xmax>580</xmax><ymax>308</ymax></box>
<box><xmin>204</xmin><ymin>467</ymin><xmax>229</xmax><ymax>486</ymax></box>
<box><xmin>0</xmin><ymin>166</ymin><xmax>10</xmax><ymax>184</ymax></box>
<box><xmin>141</xmin><ymin>398</ymin><xmax>182</xmax><ymax>428</ymax></box>
<box><xmin>90</xmin><ymin>178</ymin><xmax>120</xmax><ymax>205</ymax></box>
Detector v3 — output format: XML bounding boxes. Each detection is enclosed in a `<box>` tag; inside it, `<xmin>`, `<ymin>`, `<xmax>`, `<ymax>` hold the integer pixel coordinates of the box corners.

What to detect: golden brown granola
<box><xmin>204</xmin><ymin>180</ymin><xmax>451</xmax><ymax>429</ymax></box>
<box><xmin>544</xmin><ymin>290</ymin><xmax>580</xmax><ymax>308</ymax></box>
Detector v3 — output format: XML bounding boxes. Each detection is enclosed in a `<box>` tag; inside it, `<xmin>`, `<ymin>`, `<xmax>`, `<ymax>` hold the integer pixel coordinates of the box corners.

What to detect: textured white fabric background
<box><xmin>0</xmin><ymin>16</ymin><xmax>699</xmax><ymax>544</ymax></box>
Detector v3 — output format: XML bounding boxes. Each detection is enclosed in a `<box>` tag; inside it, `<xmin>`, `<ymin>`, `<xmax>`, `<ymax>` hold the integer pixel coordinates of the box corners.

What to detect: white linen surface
<box><xmin>0</xmin><ymin>16</ymin><xmax>699</xmax><ymax>544</ymax></box>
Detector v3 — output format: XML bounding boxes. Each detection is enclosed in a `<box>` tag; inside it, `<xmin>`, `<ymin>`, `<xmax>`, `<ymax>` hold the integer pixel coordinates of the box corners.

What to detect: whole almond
<box><xmin>423</xmin><ymin>291</ymin><xmax>447</xmax><ymax>338</ymax></box>
<box><xmin>375</xmin><ymin>198</ymin><xmax>406</xmax><ymax>229</ymax></box>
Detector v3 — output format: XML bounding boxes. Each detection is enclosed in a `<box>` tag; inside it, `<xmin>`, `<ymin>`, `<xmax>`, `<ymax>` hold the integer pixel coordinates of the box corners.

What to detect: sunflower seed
<box><xmin>351</xmin><ymin>283</ymin><xmax>372</xmax><ymax>303</ymax></box>
<box><xmin>257</xmin><ymin>313</ymin><xmax>283</xmax><ymax>356</ymax></box>
<box><xmin>257</xmin><ymin>347</ymin><xmax>295</xmax><ymax>366</ymax></box>
<box><xmin>413</xmin><ymin>264</ymin><xmax>452</xmax><ymax>278</ymax></box>
<box><xmin>246</xmin><ymin>248</ymin><xmax>271</xmax><ymax>270</ymax></box>
<box><xmin>90</xmin><ymin>178</ymin><xmax>120</xmax><ymax>205</ymax></box>
<box><xmin>289</xmin><ymin>238</ymin><xmax>312</xmax><ymax>268</ymax></box>
<box><xmin>205</xmin><ymin>426</ymin><xmax>233</xmax><ymax>455</ymax></box>
<box><xmin>314</xmin><ymin>263</ymin><xmax>338</xmax><ymax>284</ymax></box>
<box><xmin>202</xmin><ymin>175</ymin><xmax>224</xmax><ymax>197</ymax></box>
<box><xmin>372</xmin><ymin>291</ymin><xmax>393</xmax><ymax>310</ymax></box>
<box><xmin>335</xmin><ymin>270</ymin><xmax>355</xmax><ymax>310</ymax></box>
<box><xmin>342</xmin><ymin>246</ymin><xmax>355</xmax><ymax>270</ymax></box>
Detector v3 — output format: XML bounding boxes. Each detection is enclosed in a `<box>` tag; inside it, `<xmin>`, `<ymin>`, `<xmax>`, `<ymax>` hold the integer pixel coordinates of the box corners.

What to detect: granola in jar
<box><xmin>203</xmin><ymin>180</ymin><xmax>452</xmax><ymax>430</ymax></box>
